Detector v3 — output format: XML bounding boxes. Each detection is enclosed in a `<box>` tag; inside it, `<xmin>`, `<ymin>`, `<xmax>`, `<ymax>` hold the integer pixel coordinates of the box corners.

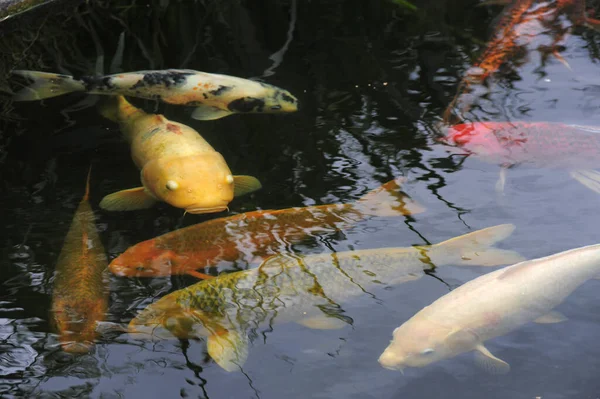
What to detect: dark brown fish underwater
<box><xmin>50</xmin><ymin>168</ymin><xmax>109</xmax><ymax>353</ymax></box>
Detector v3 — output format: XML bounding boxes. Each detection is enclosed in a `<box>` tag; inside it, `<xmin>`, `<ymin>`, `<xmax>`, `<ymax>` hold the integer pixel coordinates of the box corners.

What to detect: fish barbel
<box><xmin>97</xmin><ymin>95</ymin><xmax>261</xmax><ymax>214</ymax></box>
<box><xmin>128</xmin><ymin>224</ymin><xmax>524</xmax><ymax>371</ymax></box>
<box><xmin>443</xmin><ymin>0</ymin><xmax>600</xmax><ymax>123</ymax></box>
<box><xmin>441</xmin><ymin>121</ymin><xmax>600</xmax><ymax>193</ymax></box>
<box><xmin>51</xmin><ymin>167</ymin><xmax>109</xmax><ymax>353</ymax></box>
<box><xmin>109</xmin><ymin>177</ymin><xmax>426</xmax><ymax>279</ymax></box>
<box><xmin>379</xmin><ymin>241</ymin><xmax>600</xmax><ymax>374</ymax></box>
<box><xmin>11</xmin><ymin>69</ymin><xmax>298</xmax><ymax>120</ymax></box>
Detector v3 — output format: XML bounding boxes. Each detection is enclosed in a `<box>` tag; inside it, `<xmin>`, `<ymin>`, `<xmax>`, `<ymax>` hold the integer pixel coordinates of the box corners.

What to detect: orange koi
<box><xmin>50</xmin><ymin>167</ymin><xmax>109</xmax><ymax>353</ymax></box>
<box><xmin>108</xmin><ymin>177</ymin><xmax>426</xmax><ymax>279</ymax></box>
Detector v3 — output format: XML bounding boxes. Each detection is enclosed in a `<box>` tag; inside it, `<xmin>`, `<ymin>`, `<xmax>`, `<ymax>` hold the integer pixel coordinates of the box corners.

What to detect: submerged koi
<box><xmin>441</xmin><ymin>121</ymin><xmax>600</xmax><ymax>193</ymax></box>
<box><xmin>11</xmin><ymin>69</ymin><xmax>298</xmax><ymax>120</ymax></box>
<box><xmin>379</xmin><ymin>241</ymin><xmax>600</xmax><ymax>374</ymax></box>
<box><xmin>444</xmin><ymin>0</ymin><xmax>600</xmax><ymax>123</ymax></box>
<box><xmin>108</xmin><ymin>177</ymin><xmax>426</xmax><ymax>279</ymax></box>
<box><xmin>97</xmin><ymin>96</ymin><xmax>261</xmax><ymax>214</ymax></box>
<box><xmin>51</xmin><ymin>168</ymin><xmax>108</xmax><ymax>353</ymax></box>
<box><xmin>128</xmin><ymin>224</ymin><xmax>524</xmax><ymax>371</ymax></box>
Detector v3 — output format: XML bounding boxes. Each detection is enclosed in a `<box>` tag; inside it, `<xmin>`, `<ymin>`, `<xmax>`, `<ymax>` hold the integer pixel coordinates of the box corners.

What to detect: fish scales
<box><xmin>140</xmin><ymin>247</ymin><xmax>432</xmax><ymax>330</ymax></box>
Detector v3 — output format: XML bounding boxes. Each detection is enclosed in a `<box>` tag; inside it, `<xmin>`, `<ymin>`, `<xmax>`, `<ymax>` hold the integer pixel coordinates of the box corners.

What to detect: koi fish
<box><xmin>51</xmin><ymin>168</ymin><xmax>108</xmax><ymax>353</ymax></box>
<box><xmin>127</xmin><ymin>224</ymin><xmax>524</xmax><ymax>371</ymax></box>
<box><xmin>108</xmin><ymin>177</ymin><xmax>426</xmax><ymax>279</ymax></box>
<box><xmin>379</xmin><ymin>241</ymin><xmax>600</xmax><ymax>374</ymax></box>
<box><xmin>11</xmin><ymin>69</ymin><xmax>298</xmax><ymax>120</ymax></box>
<box><xmin>440</xmin><ymin>121</ymin><xmax>600</xmax><ymax>194</ymax></box>
<box><xmin>97</xmin><ymin>95</ymin><xmax>261</xmax><ymax>213</ymax></box>
<box><xmin>444</xmin><ymin>0</ymin><xmax>600</xmax><ymax>123</ymax></box>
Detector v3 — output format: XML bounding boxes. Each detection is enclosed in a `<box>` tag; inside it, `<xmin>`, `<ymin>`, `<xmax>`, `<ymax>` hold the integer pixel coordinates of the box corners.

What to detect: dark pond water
<box><xmin>2</xmin><ymin>0</ymin><xmax>600</xmax><ymax>398</ymax></box>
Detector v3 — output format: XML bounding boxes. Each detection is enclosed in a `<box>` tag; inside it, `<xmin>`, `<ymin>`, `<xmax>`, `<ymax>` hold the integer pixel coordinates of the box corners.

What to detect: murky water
<box><xmin>2</xmin><ymin>0</ymin><xmax>600</xmax><ymax>398</ymax></box>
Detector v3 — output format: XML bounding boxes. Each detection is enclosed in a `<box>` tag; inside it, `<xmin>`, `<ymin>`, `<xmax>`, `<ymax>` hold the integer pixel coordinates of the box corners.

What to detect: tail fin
<box><xmin>12</xmin><ymin>70</ymin><xmax>85</xmax><ymax>101</ymax></box>
<box><xmin>353</xmin><ymin>177</ymin><xmax>426</xmax><ymax>217</ymax></box>
<box><xmin>83</xmin><ymin>165</ymin><xmax>92</xmax><ymax>202</ymax></box>
<box><xmin>97</xmin><ymin>95</ymin><xmax>138</xmax><ymax>122</ymax></box>
<box><xmin>97</xmin><ymin>96</ymin><xmax>121</xmax><ymax>122</ymax></box>
<box><xmin>432</xmin><ymin>224</ymin><xmax>525</xmax><ymax>267</ymax></box>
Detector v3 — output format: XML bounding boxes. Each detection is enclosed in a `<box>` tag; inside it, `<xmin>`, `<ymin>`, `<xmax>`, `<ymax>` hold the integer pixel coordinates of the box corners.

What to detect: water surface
<box><xmin>2</xmin><ymin>1</ymin><xmax>600</xmax><ymax>398</ymax></box>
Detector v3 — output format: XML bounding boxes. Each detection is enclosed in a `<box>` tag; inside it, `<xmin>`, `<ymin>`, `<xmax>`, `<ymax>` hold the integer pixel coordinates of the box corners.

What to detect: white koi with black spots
<box><xmin>11</xmin><ymin>69</ymin><xmax>298</xmax><ymax>120</ymax></box>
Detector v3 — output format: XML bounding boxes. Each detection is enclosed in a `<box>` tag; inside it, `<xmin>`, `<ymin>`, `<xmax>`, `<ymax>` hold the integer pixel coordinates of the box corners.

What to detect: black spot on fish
<box><xmin>102</xmin><ymin>77</ymin><xmax>116</xmax><ymax>89</ymax></box>
<box><xmin>130</xmin><ymin>79</ymin><xmax>146</xmax><ymax>90</ymax></box>
<box><xmin>202</xmin><ymin>93</ymin><xmax>208</xmax><ymax>99</ymax></box>
<box><xmin>80</xmin><ymin>75</ymin><xmax>99</xmax><ymax>92</ymax></box>
<box><xmin>281</xmin><ymin>93</ymin><xmax>296</xmax><ymax>104</ymax></box>
<box><xmin>79</xmin><ymin>75</ymin><xmax>116</xmax><ymax>91</ymax></box>
<box><xmin>228</xmin><ymin>97</ymin><xmax>265</xmax><ymax>113</ymax></box>
<box><xmin>130</xmin><ymin>70</ymin><xmax>194</xmax><ymax>90</ymax></box>
<box><xmin>208</xmin><ymin>85</ymin><xmax>232</xmax><ymax>96</ymax></box>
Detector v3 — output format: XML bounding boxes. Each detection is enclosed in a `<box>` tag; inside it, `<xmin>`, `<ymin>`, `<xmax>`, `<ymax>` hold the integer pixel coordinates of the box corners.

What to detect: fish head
<box><xmin>109</xmin><ymin>242</ymin><xmax>191</xmax><ymax>277</ymax></box>
<box><xmin>141</xmin><ymin>153</ymin><xmax>235</xmax><ymax>214</ymax></box>
<box><xmin>227</xmin><ymin>85</ymin><xmax>298</xmax><ymax>114</ymax></box>
<box><xmin>128</xmin><ymin>294</ymin><xmax>217</xmax><ymax>341</ymax></box>
<box><xmin>442</xmin><ymin>122</ymin><xmax>510</xmax><ymax>158</ymax></box>
<box><xmin>378</xmin><ymin>319</ymin><xmax>458</xmax><ymax>372</ymax></box>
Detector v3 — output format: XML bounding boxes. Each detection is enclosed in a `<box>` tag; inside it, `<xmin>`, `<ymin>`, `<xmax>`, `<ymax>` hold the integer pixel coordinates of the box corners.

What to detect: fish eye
<box><xmin>166</xmin><ymin>180</ymin><xmax>179</xmax><ymax>191</ymax></box>
<box><xmin>421</xmin><ymin>348</ymin><xmax>435</xmax><ymax>355</ymax></box>
<box><xmin>271</xmin><ymin>105</ymin><xmax>282</xmax><ymax>110</ymax></box>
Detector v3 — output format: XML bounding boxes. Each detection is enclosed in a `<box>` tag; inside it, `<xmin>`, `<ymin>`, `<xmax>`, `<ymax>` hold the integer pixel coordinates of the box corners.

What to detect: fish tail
<box><xmin>97</xmin><ymin>95</ymin><xmax>139</xmax><ymax>122</ymax></box>
<box><xmin>433</xmin><ymin>224</ymin><xmax>525</xmax><ymax>267</ymax></box>
<box><xmin>353</xmin><ymin>177</ymin><xmax>426</xmax><ymax>217</ymax></box>
<box><xmin>83</xmin><ymin>165</ymin><xmax>92</xmax><ymax>202</ymax></box>
<box><xmin>12</xmin><ymin>70</ymin><xmax>85</xmax><ymax>101</ymax></box>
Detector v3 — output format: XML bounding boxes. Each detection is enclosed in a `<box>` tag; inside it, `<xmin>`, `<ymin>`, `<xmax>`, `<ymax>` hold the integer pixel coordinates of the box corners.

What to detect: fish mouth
<box><xmin>185</xmin><ymin>206</ymin><xmax>228</xmax><ymax>214</ymax></box>
<box><xmin>378</xmin><ymin>352</ymin><xmax>405</xmax><ymax>372</ymax></box>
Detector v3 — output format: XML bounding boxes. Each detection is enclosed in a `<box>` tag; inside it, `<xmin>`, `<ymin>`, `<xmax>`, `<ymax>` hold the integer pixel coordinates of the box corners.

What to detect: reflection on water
<box><xmin>1</xmin><ymin>0</ymin><xmax>600</xmax><ymax>398</ymax></box>
<box><xmin>128</xmin><ymin>224</ymin><xmax>522</xmax><ymax>371</ymax></box>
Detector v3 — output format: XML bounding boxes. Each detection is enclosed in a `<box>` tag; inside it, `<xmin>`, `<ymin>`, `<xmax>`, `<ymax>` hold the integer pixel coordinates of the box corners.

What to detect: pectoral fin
<box><xmin>191</xmin><ymin>105</ymin><xmax>232</xmax><ymax>120</ymax></box>
<box><xmin>570</xmin><ymin>170</ymin><xmax>600</xmax><ymax>194</ymax></box>
<box><xmin>99</xmin><ymin>187</ymin><xmax>157</xmax><ymax>211</ymax></box>
<box><xmin>473</xmin><ymin>344</ymin><xmax>510</xmax><ymax>375</ymax></box>
<box><xmin>233</xmin><ymin>176</ymin><xmax>262</xmax><ymax>197</ymax></box>
<box><xmin>207</xmin><ymin>330</ymin><xmax>250</xmax><ymax>372</ymax></box>
<box><xmin>296</xmin><ymin>315</ymin><xmax>349</xmax><ymax>330</ymax></box>
<box><xmin>445</xmin><ymin>328</ymin><xmax>479</xmax><ymax>352</ymax></box>
<box><xmin>533</xmin><ymin>310</ymin><xmax>568</xmax><ymax>324</ymax></box>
